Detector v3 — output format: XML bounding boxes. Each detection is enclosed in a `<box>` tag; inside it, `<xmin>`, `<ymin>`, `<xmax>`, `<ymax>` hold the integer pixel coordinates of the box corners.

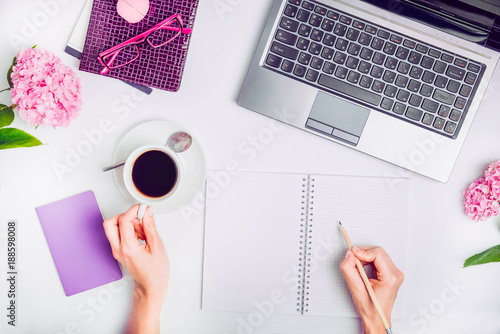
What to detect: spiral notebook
<box><xmin>79</xmin><ymin>0</ymin><xmax>199</xmax><ymax>92</ymax></box>
<box><xmin>202</xmin><ymin>171</ymin><xmax>409</xmax><ymax>318</ymax></box>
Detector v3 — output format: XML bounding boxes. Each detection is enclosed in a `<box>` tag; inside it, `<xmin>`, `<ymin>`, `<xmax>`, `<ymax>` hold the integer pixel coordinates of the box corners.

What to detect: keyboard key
<box><xmin>332</xmin><ymin>51</ymin><xmax>345</xmax><ymax>63</ymax></box>
<box><xmin>298</xmin><ymin>23</ymin><xmax>312</xmax><ymax>37</ymax></box>
<box><xmin>422</xmin><ymin>99</ymin><xmax>439</xmax><ymax>113</ymax></box>
<box><xmin>416</xmin><ymin>44</ymin><xmax>428</xmax><ymax>53</ymax></box>
<box><xmin>266</xmin><ymin>54</ymin><xmax>282</xmax><ymax>68</ymax></box>
<box><xmin>420</xmin><ymin>84</ymin><xmax>433</xmax><ymax>97</ymax></box>
<box><xmin>311</xmin><ymin>56</ymin><xmax>324</xmax><ymax>69</ymax></box>
<box><xmin>347</xmin><ymin>43</ymin><xmax>361</xmax><ymax>56</ymax></box>
<box><xmin>322</xmin><ymin>33</ymin><xmax>336</xmax><ymax>46</ymax></box>
<box><xmin>409</xmin><ymin>66</ymin><xmax>423</xmax><ymax>79</ymax></box>
<box><xmin>454</xmin><ymin>58</ymin><xmax>467</xmax><ymax>68</ymax></box>
<box><xmin>358</xmin><ymin>32</ymin><xmax>372</xmax><ymax>46</ymax></box>
<box><xmin>371</xmin><ymin>37</ymin><xmax>384</xmax><ymax>50</ymax></box>
<box><xmin>408</xmin><ymin>51</ymin><xmax>422</xmax><ymax>64</ymax></box>
<box><xmin>352</xmin><ymin>20</ymin><xmax>365</xmax><ymax>30</ymax></box>
<box><xmin>409</xmin><ymin>94</ymin><xmax>422</xmax><ymax>107</ymax></box>
<box><xmin>321</xmin><ymin>18</ymin><xmax>335</xmax><ymax>32</ymax></box>
<box><xmin>433</xmin><ymin>88</ymin><xmax>454</xmax><ymax>105</ymax></box>
<box><xmin>360</xmin><ymin>47</ymin><xmax>373</xmax><ymax>60</ymax></box>
<box><xmin>297</xmin><ymin>9</ymin><xmax>310</xmax><ymax>22</ymax></box>
<box><xmin>460</xmin><ymin>84</ymin><xmax>472</xmax><ymax>97</ymax></box>
<box><xmin>467</xmin><ymin>62</ymin><xmax>481</xmax><ymax>73</ymax></box>
<box><xmin>403</xmin><ymin>39</ymin><xmax>416</xmax><ymax>49</ymax></box>
<box><xmin>377</xmin><ymin>29</ymin><xmax>390</xmax><ymax>39</ymax></box>
<box><xmin>334</xmin><ymin>23</ymin><xmax>347</xmax><ymax>36</ymax></box>
<box><xmin>381</xmin><ymin>97</ymin><xmax>394</xmax><ymax>110</ymax></box>
<box><xmin>358</xmin><ymin>60</ymin><xmax>371</xmax><ymax>74</ymax></box>
<box><xmin>302</xmin><ymin>1</ymin><xmax>314</xmax><ymax>10</ymax></box>
<box><xmin>365</xmin><ymin>24</ymin><xmax>377</xmax><ymax>34</ymax></box>
<box><xmin>441</xmin><ymin>53</ymin><xmax>454</xmax><ymax>63</ymax></box>
<box><xmin>383</xmin><ymin>42</ymin><xmax>397</xmax><ymax>55</ymax></box>
<box><xmin>396</xmin><ymin>46</ymin><xmax>410</xmax><ymax>60</ymax></box>
<box><xmin>438</xmin><ymin>105</ymin><xmax>451</xmax><ymax>117</ymax></box>
<box><xmin>309</xmin><ymin>14</ymin><xmax>322</xmax><ymax>27</ymax></box>
<box><xmin>359</xmin><ymin>75</ymin><xmax>373</xmax><ymax>88</ymax></box>
<box><xmin>298</xmin><ymin>52</ymin><xmax>311</xmax><ymax>65</ymax></box>
<box><xmin>420</xmin><ymin>56</ymin><xmax>434</xmax><ymax>69</ymax></box>
<box><xmin>372</xmin><ymin>52</ymin><xmax>386</xmax><ymax>65</ymax></box>
<box><xmin>276</xmin><ymin>29</ymin><xmax>298</xmax><ymax>46</ymax></box>
<box><xmin>444</xmin><ymin>121</ymin><xmax>456</xmax><ymax>134</ymax></box>
<box><xmin>314</xmin><ymin>5</ymin><xmax>327</xmax><ymax>15</ymax></box>
<box><xmin>397</xmin><ymin>62</ymin><xmax>410</xmax><ymax>74</ymax></box>
<box><xmin>428</xmin><ymin>48</ymin><xmax>441</xmax><ymax>58</ymax></box>
<box><xmin>335</xmin><ymin>66</ymin><xmax>348</xmax><ymax>79</ymax></box>
<box><xmin>433</xmin><ymin>117</ymin><xmax>445</xmax><ymax>129</ymax></box>
<box><xmin>296</xmin><ymin>37</ymin><xmax>310</xmax><ymax>50</ymax></box>
<box><xmin>395</xmin><ymin>75</ymin><xmax>409</xmax><ymax>88</ymax></box>
<box><xmin>347</xmin><ymin>70</ymin><xmax>361</xmax><ymax>84</ymax></box>
<box><xmin>309</xmin><ymin>42</ymin><xmax>322</xmax><ymax>55</ymax></box>
<box><xmin>397</xmin><ymin>89</ymin><xmax>410</xmax><ymax>102</ymax></box>
<box><xmin>455</xmin><ymin>97</ymin><xmax>466</xmax><ymax>109</ymax></box>
<box><xmin>383</xmin><ymin>70</ymin><xmax>396</xmax><ymax>83</ymax></box>
<box><xmin>281</xmin><ymin>59</ymin><xmax>294</xmax><ymax>73</ymax></box>
<box><xmin>422</xmin><ymin>70</ymin><xmax>435</xmax><ymax>83</ymax></box>
<box><xmin>280</xmin><ymin>17</ymin><xmax>300</xmax><ymax>32</ymax></box>
<box><xmin>306</xmin><ymin>69</ymin><xmax>319</xmax><ymax>82</ymax></box>
<box><xmin>450</xmin><ymin>109</ymin><xmax>461</xmax><ymax>122</ymax></box>
<box><xmin>345</xmin><ymin>56</ymin><xmax>359</xmax><ymax>69</ymax></box>
<box><xmin>346</xmin><ymin>28</ymin><xmax>360</xmax><ymax>41</ymax></box>
<box><xmin>311</xmin><ymin>28</ymin><xmax>324</xmax><ymax>41</ymax></box>
<box><xmin>447</xmin><ymin>80</ymin><xmax>460</xmax><ymax>93</ymax></box>
<box><xmin>384</xmin><ymin>84</ymin><xmax>397</xmax><ymax>97</ymax></box>
<box><xmin>372</xmin><ymin>79</ymin><xmax>385</xmax><ymax>93</ymax></box>
<box><xmin>433</xmin><ymin>60</ymin><xmax>447</xmax><ymax>74</ymax></box>
<box><xmin>318</xmin><ymin>74</ymin><xmax>381</xmax><ymax>105</ymax></box>
<box><xmin>293</xmin><ymin>64</ymin><xmax>306</xmax><ymax>77</ymax></box>
<box><xmin>271</xmin><ymin>41</ymin><xmax>299</xmax><ymax>60</ymax></box>
<box><xmin>434</xmin><ymin>75</ymin><xmax>448</xmax><ymax>89</ymax></box>
<box><xmin>390</xmin><ymin>34</ymin><xmax>403</xmax><ymax>44</ymax></box>
<box><xmin>285</xmin><ymin>4</ymin><xmax>298</xmax><ymax>17</ymax></box>
<box><xmin>465</xmin><ymin>72</ymin><xmax>477</xmax><ymax>85</ymax></box>
<box><xmin>393</xmin><ymin>102</ymin><xmax>406</xmax><ymax>114</ymax></box>
<box><xmin>322</xmin><ymin>61</ymin><xmax>335</xmax><ymax>74</ymax></box>
<box><xmin>335</xmin><ymin>38</ymin><xmax>349</xmax><ymax>51</ymax></box>
<box><xmin>339</xmin><ymin>15</ymin><xmax>352</xmax><ymax>25</ymax></box>
<box><xmin>327</xmin><ymin>10</ymin><xmax>339</xmax><ymax>20</ymax></box>
<box><xmin>288</xmin><ymin>0</ymin><xmax>301</xmax><ymax>5</ymax></box>
<box><xmin>370</xmin><ymin>65</ymin><xmax>384</xmax><ymax>78</ymax></box>
<box><xmin>446</xmin><ymin>65</ymin><xmax>466</xmax><ymax>81</ymax></box>
<box><xmin>406</xmin><ymin>106</ymin><xmax>423</xmax><ymax>121</ymax></box>
<box><xmin>384</xmin><ymin>57</ymin><xmax>398</xmax><ymax>70</ymax></box>
<box><xmin>422</xmin><ymin>113</ymin><xmax>434</xmax><ymax>125</ymax></box>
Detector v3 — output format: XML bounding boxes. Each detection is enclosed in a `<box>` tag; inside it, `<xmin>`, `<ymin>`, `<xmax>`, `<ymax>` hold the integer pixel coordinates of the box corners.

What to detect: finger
<box><xmin>340</xmin><ymin>250</ymin><xmax>366</xmax><ymax>292</ymax></box>
<box><xmin>118</xmin><ymin>205</ymin><xmax>141</xmax><ymax>248</ymax></box>
<box><xmin>130</xmin><ymin>217</ymin><xmax>146</xmax><ymax>240</ymax></box>
<box><xmin>141</xmin><ymin>206</ymin><xmax>163</xmax><ymax>250</ymax></box>
<box><xmin>103</xmin><ymin>215</ymin><xmax>121</xmax><ymax>254</ymax></box>
<box><xmin>352</xmin><ymin>247</ymin><xmax>393</xmax><ymax>273</ymax></box>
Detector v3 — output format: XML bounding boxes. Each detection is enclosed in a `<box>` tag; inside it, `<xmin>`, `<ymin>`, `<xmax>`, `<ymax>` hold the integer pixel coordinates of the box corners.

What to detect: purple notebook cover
<box><xmin>79</xmin><ymin>0</ymin><xmax>199</xmax><ymax>92</ymax></box>
<box><xmin>36</xmin><ymin>191</ymin><xmax>122</xmax><ymax>296</ymax></box>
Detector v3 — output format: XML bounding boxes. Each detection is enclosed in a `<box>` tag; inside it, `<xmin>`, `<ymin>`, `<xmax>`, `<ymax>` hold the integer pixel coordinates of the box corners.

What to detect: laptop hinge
<box><xmin>486</xmin><ymin>17</ymin><xmax>500</xmax><ymax>52</ymax></box>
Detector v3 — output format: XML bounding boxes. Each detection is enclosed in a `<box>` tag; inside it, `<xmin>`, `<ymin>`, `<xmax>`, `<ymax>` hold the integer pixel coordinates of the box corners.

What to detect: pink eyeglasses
<box><xmin>98</xmin><ymin>14</ymin><xmax>192</xmax><ymax>75</ymax></box>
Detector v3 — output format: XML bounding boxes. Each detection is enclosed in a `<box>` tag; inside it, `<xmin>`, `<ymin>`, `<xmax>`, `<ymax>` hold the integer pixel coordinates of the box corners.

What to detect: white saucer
<box><xmin>112</xmin><ymin>120</ymin><xmax>207</xmax><ymax>213</ymax></box>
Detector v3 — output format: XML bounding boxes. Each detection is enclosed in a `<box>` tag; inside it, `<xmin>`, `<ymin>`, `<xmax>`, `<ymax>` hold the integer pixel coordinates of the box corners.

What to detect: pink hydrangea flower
<box><xmin>463</xmin><ymin>177</ymin><xmax>499</xmax><ymax>222</ymax></box>
<box><xmin>10</xmin><ymin>48</ymin><xmax>82</xmax><ymax>128</ymax></box>
<box><xmin>484</xmin><ymin>160</ymin><xmax>500</xmax><ymax>201</ymax></box>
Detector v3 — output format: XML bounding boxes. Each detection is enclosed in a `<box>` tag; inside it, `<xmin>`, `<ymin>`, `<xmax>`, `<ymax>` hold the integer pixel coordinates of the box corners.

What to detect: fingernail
<box><xmin>353</xmin><ymin>247</ymin><xmax>360</xmax><ymax>252</ymax></box>
<box><xmin>147</xmin><ymin>206</ymin><xmax>154</xmax><ymax>217</ymax></box>
<box><xmin>345</xmin><ymin>250</ymin><xmax>351</xmax><ymax>259</ymax></box>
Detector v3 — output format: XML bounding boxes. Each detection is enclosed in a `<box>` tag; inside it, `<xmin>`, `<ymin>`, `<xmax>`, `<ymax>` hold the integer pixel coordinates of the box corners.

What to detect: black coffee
<box><xmin>131</xmin><ymin>150</ymin><xmax>178</xmax><ymax>198</ymax></box>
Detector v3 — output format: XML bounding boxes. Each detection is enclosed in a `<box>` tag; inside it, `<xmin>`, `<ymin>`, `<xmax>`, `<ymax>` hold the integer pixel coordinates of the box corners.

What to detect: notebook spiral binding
<box><xmin>297</xmin><ymin>175</ymin><xmax>315</xmax><ymax>314</ymax></box>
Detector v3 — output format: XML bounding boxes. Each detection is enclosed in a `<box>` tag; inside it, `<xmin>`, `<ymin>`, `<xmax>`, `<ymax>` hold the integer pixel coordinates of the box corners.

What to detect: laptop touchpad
<box><xmin>306</xmin><ymin>92</ymin><xmax>370</xmax><ymax>146</ymax></box>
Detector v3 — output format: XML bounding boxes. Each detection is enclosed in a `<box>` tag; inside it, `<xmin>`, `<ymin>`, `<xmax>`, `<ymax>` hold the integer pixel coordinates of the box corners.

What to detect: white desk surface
<box><xmin>1</xmin><ymin>1</ymin><xmax>500</xmax><ymax>333</ymax></box>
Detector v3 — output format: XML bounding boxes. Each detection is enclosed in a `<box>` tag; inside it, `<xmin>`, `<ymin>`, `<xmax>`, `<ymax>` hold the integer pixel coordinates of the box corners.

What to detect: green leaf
<box><xmin>7</xmin><ymin>56</ymin><xmax>16</xmax><ymax>89</ymax></box>
<box><xmin>0</xmin><ymin>128</ymin><xmax>43</xmax><ymax>150</ymax></box>
<box><xmin>0</xmin><ymin>104</ymin><xmax>15</xmax><ymax>128</ymax></box>
<box><xmin>464</xmin><ymin>244</ymin><xmax>500</xmax><ymax>267</ymax></box>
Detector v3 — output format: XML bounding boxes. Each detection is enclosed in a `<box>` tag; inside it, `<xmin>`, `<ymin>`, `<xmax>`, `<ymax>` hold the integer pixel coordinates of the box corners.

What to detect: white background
<box><xmin>0</xmin><ymin>0</ymin><xmax>500</xmax><ymax>333</ymax></box>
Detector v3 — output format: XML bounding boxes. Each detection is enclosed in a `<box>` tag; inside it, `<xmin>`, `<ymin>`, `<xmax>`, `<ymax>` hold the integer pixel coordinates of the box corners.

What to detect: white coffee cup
<box><xmin>123</xmin><ymin>144</ymin><xmax>183</xmax><ymax>219</ymax></box>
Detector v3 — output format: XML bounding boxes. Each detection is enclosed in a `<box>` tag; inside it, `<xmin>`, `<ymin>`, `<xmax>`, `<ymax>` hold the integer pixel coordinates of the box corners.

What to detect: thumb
<box><xmin>352</xmin><ymin>247</ymin><xmax>391</xmax><ymax>272</ymax></box>
<box><xmin>141</xmin><ymin>206</ymin><xmax>161</xmax><ymax>248</ymax></box>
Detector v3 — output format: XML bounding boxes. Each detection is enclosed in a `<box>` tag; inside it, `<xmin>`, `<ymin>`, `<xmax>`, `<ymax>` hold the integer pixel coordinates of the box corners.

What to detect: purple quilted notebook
<box><xmin>36</xmin><ymin>191</ymin><xmax>122</xmax><ymax>296</ymax></box>
<box><xmin>79</xmin><ymin>0</ymin><xmax>199</xmax><ymax>92</ymax></box>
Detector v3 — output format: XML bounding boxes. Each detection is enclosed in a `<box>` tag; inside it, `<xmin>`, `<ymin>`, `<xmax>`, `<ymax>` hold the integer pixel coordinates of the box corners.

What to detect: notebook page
<box><xmin>202</xmin><ymin>171</ymin><xmax>307</xmax><ymax>315</ymax></box>
<box><xmin>304</xmin><ymin>175</ymin><xmax>409</xmax><ymax>318</ymax></box>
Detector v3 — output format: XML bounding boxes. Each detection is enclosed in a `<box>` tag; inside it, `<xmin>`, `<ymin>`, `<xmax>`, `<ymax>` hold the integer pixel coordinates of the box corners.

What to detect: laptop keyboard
<box><xmin>263</xmin><ymin>0</ymin><xmax>486</xmax><ymax>139</ymax></box>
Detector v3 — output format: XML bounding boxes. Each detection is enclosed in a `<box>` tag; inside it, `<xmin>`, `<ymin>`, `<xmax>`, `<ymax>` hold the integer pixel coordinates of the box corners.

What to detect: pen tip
<box><xmin>338</xmin><ymin>221</ymin><xmax>342</xmax><ymax>225</ymax></box>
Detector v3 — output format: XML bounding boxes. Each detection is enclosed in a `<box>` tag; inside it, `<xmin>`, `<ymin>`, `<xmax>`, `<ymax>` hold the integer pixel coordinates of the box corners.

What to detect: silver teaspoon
<box><xmin>102</xmin><ymin>131</ymin><xmax>192</xmax><ymax>172</ymax></box>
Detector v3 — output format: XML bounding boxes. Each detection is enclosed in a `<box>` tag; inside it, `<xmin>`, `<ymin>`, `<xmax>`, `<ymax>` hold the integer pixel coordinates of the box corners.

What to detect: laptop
<box><xmin>237</xmin><ymin>0</ymin><xmax>500</xmax><ymax>182</ymax></box>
